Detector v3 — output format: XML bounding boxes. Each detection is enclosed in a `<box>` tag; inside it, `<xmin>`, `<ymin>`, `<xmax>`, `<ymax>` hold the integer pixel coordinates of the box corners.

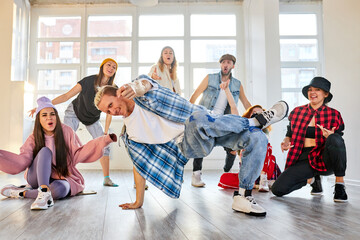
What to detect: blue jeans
<box><xmin>178</xmin><ymin>110</ymin><xmax>268</xmax><ymax>190</ymax></box>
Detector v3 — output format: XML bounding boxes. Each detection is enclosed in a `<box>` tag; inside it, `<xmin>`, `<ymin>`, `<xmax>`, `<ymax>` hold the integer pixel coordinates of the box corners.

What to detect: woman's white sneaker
<box><xmin>1</xmin><ymin>184</ymin><xmax>26</xmax><ymax>198</ymax></box>
<box><xmin>31</xmin><ymin>188</ymin><xmax>54</xmax><ymax>210</ymax></box>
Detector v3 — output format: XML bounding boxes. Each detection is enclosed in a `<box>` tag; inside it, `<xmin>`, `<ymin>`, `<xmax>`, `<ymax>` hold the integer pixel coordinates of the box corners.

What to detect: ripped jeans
<box><xmin>178</xmin><ymin>110</ymin><xmax>268</xmax><ymax>190</ymax></box>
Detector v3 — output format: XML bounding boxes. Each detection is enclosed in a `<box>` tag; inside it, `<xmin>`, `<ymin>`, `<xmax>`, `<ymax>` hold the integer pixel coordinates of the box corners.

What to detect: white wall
<box><xmin>9</xmin><ymin>82</ymin><xmax>25</xmax><ymax>153</ymax></box>
<box><xmin>0</xmin><ymin>0</ymin><xmax>27</xmax><ymax>155</ymax></box>
<box><xmin>262</xmin><ymin>0</ymin><xmax>286</xmax><ymax>170</ymax></box>
<box><xmin>323</xmin><ymin>0</ymin><xmax>360</xmax><ymax>183</ymax></box>
<box><xmin>243</xmin><ymin>0</ymin><xmax>268</xmax><ymax>105</ymax></box>
<box><xmin>0</xmin><ymin>0</ymin><xmax>13</xmax><ymax>151</ymax></box>
<box><xmin>243</xmin><ymin>0</ymin><xmax>286</xmax><ymax>168</ymax></box>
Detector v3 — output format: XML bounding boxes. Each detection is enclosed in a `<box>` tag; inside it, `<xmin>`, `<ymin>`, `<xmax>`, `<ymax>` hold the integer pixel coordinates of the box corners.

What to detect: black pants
<box><xmin>193</xmin><ymin>147</ymin><xmax>236</xmax><ymax>172</ymax></box>
<box><xmin>272</xmin><ymin>133</ymin><xmax>347</xmax><ymax>197</ymax></box>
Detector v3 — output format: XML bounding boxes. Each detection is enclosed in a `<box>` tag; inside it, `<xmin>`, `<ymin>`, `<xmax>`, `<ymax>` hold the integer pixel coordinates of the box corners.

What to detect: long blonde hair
<box><xmin>157</xmin><ymin>46</ymin><xmax>178</xmax><ymax>81</ymax></box>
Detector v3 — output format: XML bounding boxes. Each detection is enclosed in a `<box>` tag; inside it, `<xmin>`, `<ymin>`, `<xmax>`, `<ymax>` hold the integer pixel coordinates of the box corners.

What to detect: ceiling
<box><xmin>28</xmin><ymin>0</ymin><xmax>243</xmax><ymax>5</ymax></box>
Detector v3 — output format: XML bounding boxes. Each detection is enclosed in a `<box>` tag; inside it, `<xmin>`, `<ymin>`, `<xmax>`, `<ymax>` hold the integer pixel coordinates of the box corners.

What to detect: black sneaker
<box><xmin>254</xmin><ymin>101</ymin><xmax>289</xmax><ymax>129</ymax></box>
<box><xmin>310</xmin><ymin>175</ymin><xmax>323</xmax><ymax>195</ymax></box>
<box><xmin>334</xmin><ymin>184</ymin><xmax>348</xmax><ymax>202</ymax></box>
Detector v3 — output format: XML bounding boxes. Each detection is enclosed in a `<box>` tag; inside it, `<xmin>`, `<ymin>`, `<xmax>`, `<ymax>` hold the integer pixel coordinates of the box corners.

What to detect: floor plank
<box><xmin>121</xmin><ymin>171</ymin><xmax>187</xmax><ymax>240</ymax></box>
<box><xmin>0</xmin><ymin>170</ymin><xmax>359</xmax><ymax>240</ymax></box>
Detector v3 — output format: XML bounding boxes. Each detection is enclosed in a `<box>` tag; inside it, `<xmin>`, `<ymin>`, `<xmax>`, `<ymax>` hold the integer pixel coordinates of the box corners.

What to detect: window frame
<box><xmin>29</xmin><ymin>3</ymin><xmax>244</xmax><ymax>115</ymax></box>
<box><xmin>279</xmin><ymin>3</ymin><xmax>324</xmax><ymax>108</ymax></box>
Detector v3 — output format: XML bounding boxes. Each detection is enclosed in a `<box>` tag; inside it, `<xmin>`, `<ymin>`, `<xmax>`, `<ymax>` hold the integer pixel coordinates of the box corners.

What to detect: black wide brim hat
<box><xmin>302</xmin><ymin>76</ymin><xmax>333</xmax><ymax>103</ymax></box>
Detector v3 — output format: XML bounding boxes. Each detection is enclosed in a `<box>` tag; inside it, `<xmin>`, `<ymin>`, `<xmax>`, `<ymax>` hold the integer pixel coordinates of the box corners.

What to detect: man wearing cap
<box><xmin>272</xmin><ymin>76</ymin><xmax>348</xmax><ymax>202</ymax></box>
<box><xmin>189</xmin><ymin>54</ymin><xmax>252</xmax><ymax>187</ymax></box>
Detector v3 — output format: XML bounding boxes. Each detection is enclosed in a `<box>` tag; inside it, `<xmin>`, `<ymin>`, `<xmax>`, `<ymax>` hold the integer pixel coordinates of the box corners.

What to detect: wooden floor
<box><xmin>1</xmin><ymin>170</ymin><xmax>359</xmax><ymax>240</ymax></box>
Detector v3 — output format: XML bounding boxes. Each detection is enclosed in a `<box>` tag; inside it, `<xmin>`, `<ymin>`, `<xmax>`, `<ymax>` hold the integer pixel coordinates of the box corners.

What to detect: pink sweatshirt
<box><xmin>0</xmin><ymin>124</ymin><xmax>114</xmax><ymax>196</ymax></box>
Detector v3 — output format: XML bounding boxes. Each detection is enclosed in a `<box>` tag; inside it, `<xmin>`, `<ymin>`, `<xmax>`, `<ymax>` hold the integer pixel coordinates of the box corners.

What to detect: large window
<box><xmin>279</xmin><ymin>4</ymin><xmax>323</xmax><ymax>110</ymax></box>
<box><xmin>189</xmin><ymin>14</ymin><xmax>237</xmax><ymax>97</ymax></box>
<box><xmin>11</xmin><ymin>0</ymin><xmax>30</xmax><ymax>82</ymax></box>
<box><xmin>31</xmin><ymin>15</ymin><xmax>82</xmax><ymax>111</ymax></box>
<box><xmin>29</xmin><ymin>4</ymin><xmax>242</xmax><ymax>116</ymax></box>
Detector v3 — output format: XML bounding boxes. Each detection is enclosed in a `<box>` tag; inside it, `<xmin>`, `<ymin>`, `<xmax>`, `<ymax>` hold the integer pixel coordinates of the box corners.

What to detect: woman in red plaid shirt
<box><xmin>271</xmin><ymin>77</ymin><xmax>348</xmax><ymax>202</ymax></box>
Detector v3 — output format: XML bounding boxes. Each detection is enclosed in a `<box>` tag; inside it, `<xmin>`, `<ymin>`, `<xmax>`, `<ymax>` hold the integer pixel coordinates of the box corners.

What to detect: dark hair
<box><xmin>157</xmin><ymin>46</ymin><xmax>178</xmax><ymax>81</ymax></box>
<box><xmin>94</xmin><ymin>64</ymin><xmax>116</xmax><ymax>92</ymax></box>
<box><xmin>33</xmin><ymin>108</ymin><xmax>70</xmax><ymax>178</ymax></box>
<box><xmin>323</xmin><ymin>91</ymin><xmax>331</xmax><ymax>104</ymax></box>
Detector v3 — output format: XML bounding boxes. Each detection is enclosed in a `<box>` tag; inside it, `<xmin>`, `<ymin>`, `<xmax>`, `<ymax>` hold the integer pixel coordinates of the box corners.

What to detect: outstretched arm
<box><xmin>0</xmin><ymin>150</ymin><xmax>32</xmax><ymax>174</ymax></box>
<box><xmin>239</xmin><ymin>85</ymin><xmax>251</xmax><ymax>110</ymax></box>
<box><xmin>117</xmin><ymin>79</ymin><xmax>153</xmax><ymax>99</ymax></box>
<box><xmin>52</xmin><ymin>83</ymin><xmax>82</xmax><ymax>105</ymax></box>
<box><xmin>104</xmin><ymin>114</ymin><xmax>112</xmax><ymax>135</ymax></box>
<box><xmin>189</xmin><ymin>75</ymin><xmax>209</xmax><ymax>104</ymax></box>
<box><xmin>71</xmin><ymin>132</ymin><xmax>117</xmax><ymax>164</ymax></box>
<box><xmin>119</xmin><ymin>166</ymin><xmax>145</xmax><ymax>210</ymax></box>
<box><xmin>220</xmin><ymin>80</ymin><xmax>239</xmax><ymax>115</ymax></box>
<box><xmin>0</xmin><ymin>136</ymin><xmax>35</xmax><ymax>174</ymax></box>
<box><xmin>29</xmin><ymin>84</ymin><xmax>82</xmax><ymax>117</ymax></box>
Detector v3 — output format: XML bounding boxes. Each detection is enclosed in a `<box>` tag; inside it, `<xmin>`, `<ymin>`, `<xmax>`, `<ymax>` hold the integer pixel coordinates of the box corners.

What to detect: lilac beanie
<box><xmin>35</xmin><ymin>96</ymin><xmax>56</xmax><ymax>115</ymax></box>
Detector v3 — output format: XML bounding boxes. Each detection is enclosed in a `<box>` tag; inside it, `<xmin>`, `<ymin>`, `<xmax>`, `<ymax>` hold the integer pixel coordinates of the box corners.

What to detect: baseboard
<box><xmin>327</xmin><ymin>176</ymin><xmax>360</xmax><ymax>187</ymax></box>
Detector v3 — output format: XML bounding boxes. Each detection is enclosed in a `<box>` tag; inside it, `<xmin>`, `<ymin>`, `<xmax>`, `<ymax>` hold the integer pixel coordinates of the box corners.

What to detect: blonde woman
<box><xmin>148</xmin><ymin>46</ymin><xmax>181</xmax><ymax>94</ymax></box>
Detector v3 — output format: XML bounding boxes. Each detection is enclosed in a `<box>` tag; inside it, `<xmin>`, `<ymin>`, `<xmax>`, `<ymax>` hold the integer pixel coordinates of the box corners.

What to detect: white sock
<box><xmin>335</xmin><ymin>182</ymin><xmax>345</xmax><ymax>185</ymax></box>
<box><xmin>238</xmin><ymin>188</ymin><xmax>246</xmax><ymax>196</ymax></box>
<box><xmin>248</xmin><ymin>118</ymin><xmax>260</xmax><ymax>127</ymax></box>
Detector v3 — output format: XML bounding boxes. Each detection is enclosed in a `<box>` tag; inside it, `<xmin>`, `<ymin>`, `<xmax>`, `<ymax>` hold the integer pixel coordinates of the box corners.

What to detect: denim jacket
<box><xmin>199</xmin><ymin>71</ymin><xmax>241</xmax><ymax>114</ymax></box>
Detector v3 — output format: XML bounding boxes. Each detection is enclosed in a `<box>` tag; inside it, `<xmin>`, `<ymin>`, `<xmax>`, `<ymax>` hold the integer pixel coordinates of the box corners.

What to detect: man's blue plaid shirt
<box><xmin>121</xmin><ymin>75</ymin><xmax>206</xmax><ymax>198</ymax></box>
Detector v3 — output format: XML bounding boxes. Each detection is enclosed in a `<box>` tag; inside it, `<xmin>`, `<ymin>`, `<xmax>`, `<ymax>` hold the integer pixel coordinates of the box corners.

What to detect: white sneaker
<box><xmin>232</xmin><ymin>189</ymin><xmax>266</xmax><ymax>216</ymax></box>
<box><xmin>1</xmin><ymin>184</ymin><xmax>26</xmax><ymax>198</ymax></box>
<box><xmin>191</xmin><ymin>170</ymin><xmax>205</xmax><ymax>187</ymax></box>
<box><xmin>31</xmin><ymin>188</ymin><xmax>54</xmax><ymax>210</ymax></box>
<box><xmin>255</xmin><ymin>101</ymin><xmax>289</xmax><ymax>129</ymax></box>
<box><xmin>259</xmin><ymin>174</ymin><xmax>269</xmax><ymax>192</ymax></box>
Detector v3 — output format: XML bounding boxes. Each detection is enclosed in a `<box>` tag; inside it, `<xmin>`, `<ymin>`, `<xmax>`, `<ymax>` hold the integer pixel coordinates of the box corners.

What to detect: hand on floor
<box><xmin>119</xmin><ymin>201</ymin><xmax>142</xmax><ymax>210</ymax></box>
